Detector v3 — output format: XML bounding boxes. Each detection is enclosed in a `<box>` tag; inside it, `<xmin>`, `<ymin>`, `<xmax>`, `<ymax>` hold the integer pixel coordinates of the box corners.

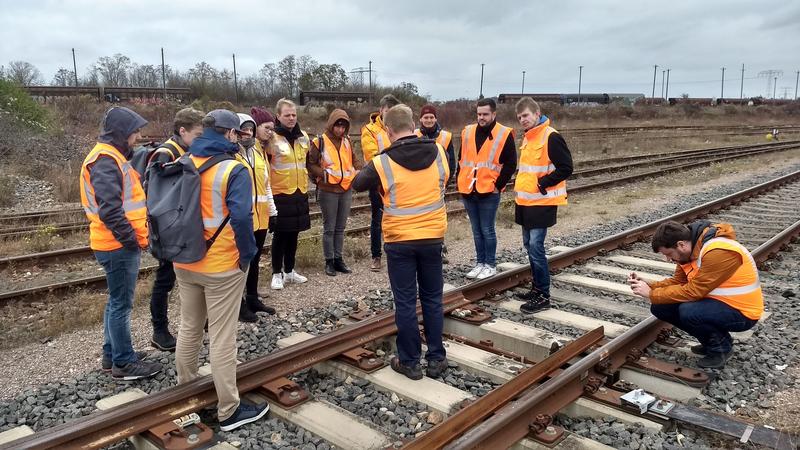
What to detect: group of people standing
<box><xmin>78</xmin><ymin>95</ymin><xmax>575</xmax><ymax>429</ymax></box>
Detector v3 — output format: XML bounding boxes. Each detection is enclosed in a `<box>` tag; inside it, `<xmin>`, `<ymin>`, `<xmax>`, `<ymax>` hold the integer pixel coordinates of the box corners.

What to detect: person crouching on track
<box><xmin>236</xmin><ymin>113</ymin><xmax>278</xmax><ymax>323</ymax></box>
<box><xmin>458</xmin><ymin>98</ymin><xmax>517</xmax><ymax>280</ymax></box>
<box><xmin>147</xmin><ymin>107</ymin><xmax>204</xmax><ymax>351</ymax></box>
<box><xmin>173</xmin><ymin>109</ymin><xmax>268</xmax><ymax>430</ymax></box>
<box><xmin>267</xmin><ymin>98</ymin><xmax>311</xmax><ymax>290</ymax></box>
<box><xmin>514</xmin><ymin>97</ymin><xmax>573</xmax><ymax>314</ymax></box>
<box><xmin>629</xmin><ymin>220</ymin><xmax>763</xmax><ymax>369</ymax></box>
<box><xmin>80</xmin><ymin>106</ymin><xmax>163</xmax><ymax>380</ymax></box>
<box><xmin>308</xmin><ymin>109</ymin><xmax>362</xmax><ymax>276</ymax></box>
<box><xmin>353</xmin><ymin>104</ymin><xmax>450</xmax><ymax>381</ymax></box>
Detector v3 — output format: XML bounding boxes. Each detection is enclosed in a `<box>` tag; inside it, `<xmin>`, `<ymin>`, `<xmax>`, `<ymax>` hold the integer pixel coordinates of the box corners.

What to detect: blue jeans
<box><xmin>522</xmin><ymin>227</ymin><xmax>550</xmax><ymax>296</ymax></box>
<box><xmin>369</xmin><ymin>188</ymin><xmax>383</xmax><ymax>258</ymax></box>
<box><xmin>650</xmin><ymin>299</ymin><xmax>757</xmax><ymax>353</ymax></box>
<box><xmin>385</xmin><ymin>242</ymin><xmax>445</xmax><ymax>365</ymax></box>
<box><xmin>94</xmin><ymin>247</ymin><xmax>141</xmax><ymax>367</ymax></box>
<box><xmin>462</xmin><ymin>193</ymin><xmax>500</xmax><ymax>266</ymax></box>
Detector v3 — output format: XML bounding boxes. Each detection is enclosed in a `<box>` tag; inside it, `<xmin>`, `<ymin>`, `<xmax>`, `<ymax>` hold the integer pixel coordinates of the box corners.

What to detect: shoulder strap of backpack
<box><xmin>196</xmin><ymin>153</ymin><xmax>237</xmax><ymax>249</ymax></box>
<box><xmin>160</xmin><ymin>142</ymin><xmax>181</xmax><ymax>160</ymax></box>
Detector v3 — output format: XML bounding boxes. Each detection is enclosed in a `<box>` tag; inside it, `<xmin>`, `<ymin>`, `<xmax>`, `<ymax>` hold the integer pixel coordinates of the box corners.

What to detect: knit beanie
<box><xmin>250</xmin><ymin>107</ymin><xmax>275</xmax><ymax>126</ymax></box>
<box><xmin>420</xmin><ymin>104</ymin><xmax>437</xmax><ymax>118</ymax></box>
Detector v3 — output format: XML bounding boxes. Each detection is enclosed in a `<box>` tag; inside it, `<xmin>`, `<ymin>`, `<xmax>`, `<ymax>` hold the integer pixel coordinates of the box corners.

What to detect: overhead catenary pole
<box><xmin>740</xmin><ymin>64</ymin><xmax>745</xmax><ymax>99</ymax></box>
<box><xmin>71</xmin><ymin>48</ymin><xmax>79</xmax><ymax>90</ymax></box>
<box><xmin>521</xmin><ymin>70</ymin><xmax>526</xmax><ymax>95</ymax></box>
<box><xmin>720</xmin><ymin>67</ymin><xmax>725</xmax><ymax>100</ymax></box>
<box><xmin>232</xmin><ymin>53</ymin><xmax>239</xmax><ymax>104</ymax></box>
<box><xmin>661</xmin><ymin>70</ymin><xmax>665</xmax><ymax>99</ymax></box>
<box><xmin>774</xmin><ymin>76</ymin><xmax>778</xmax><ymax>99</ymax></box>
<box><xmin>368</xmin><ymin>60</ymin><xmax>373</xmax><ymax>104</ymax></box>
<box><xmin>795</xmin><ymin>71</ymin><xmax>799</xmax><ymax>100</ymax></box>
<box><xmin>665</xmin><ymin>69</ymin><xmax>670</xmax><ymax>100</ymax></box>
<box><xmin>161</xmin><ymin>48</ymin><xmax>166</xmax><ymax>99</ymax></box>
<box><xmin>578</xmin><ymin>65</ymin><xmax>583</xmax><ymax>101</ymax></box>
<box><xmin>479</xmin><ymin>63</ymin><xmax>485</xmax><ymax>99</ymax></box>
<box><xmin>651</xmin><ymin>65</ymin><xmax>658</xmax><ymax>99</ymax></box>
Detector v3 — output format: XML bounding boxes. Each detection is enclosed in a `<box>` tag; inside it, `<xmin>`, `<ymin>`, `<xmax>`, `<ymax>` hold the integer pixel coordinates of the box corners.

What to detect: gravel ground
<box><xmin>1</xmin><ymin>154</ymin><xmax>799</xmax><ymax>448</ymax></box>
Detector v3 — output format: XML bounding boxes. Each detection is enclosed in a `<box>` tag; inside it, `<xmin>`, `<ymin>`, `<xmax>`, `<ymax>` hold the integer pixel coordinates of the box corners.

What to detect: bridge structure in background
<box><xmin>22</xmin><ymin>85</ymin><xmax>192</xmax><ymax>102</ymax></box>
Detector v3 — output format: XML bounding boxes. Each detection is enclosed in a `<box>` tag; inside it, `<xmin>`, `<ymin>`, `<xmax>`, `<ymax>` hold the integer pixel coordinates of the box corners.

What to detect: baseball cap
<box><xmin>206</xmin><ymin>109</ymin><xmax>242</xmax><ymax>132</ymax></box>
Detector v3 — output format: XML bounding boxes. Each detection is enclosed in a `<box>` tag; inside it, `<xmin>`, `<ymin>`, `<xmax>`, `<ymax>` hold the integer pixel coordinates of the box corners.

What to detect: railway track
<box><xmin>2</xmin><ymin>140</ymin><xmax>800</xmax><ymax>302</ymax></box>
<box><xmin>1</xmin><ymin>139</ymin><xmax>798</xmax><ymax>241</ymax></box>
<box><xmin>2</xmin><ymin>169</ymin><xmax>798</xmax><ymax>449</ymax></box>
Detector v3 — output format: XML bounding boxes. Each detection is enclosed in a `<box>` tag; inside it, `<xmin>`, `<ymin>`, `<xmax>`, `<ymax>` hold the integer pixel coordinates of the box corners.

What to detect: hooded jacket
<box><xmin>189</xmin><ymin>128</ymin><xmax>258</xmax><ymax>265</ymax></box>
<box><xmin>88</xmin><ymin>107</ymin><xmax>148</xmax><ymax>250</ymax></box>
<box><xmin>307</xmin><ymin>109</ymin><xmax>364</xmax><ymax>193</ymax></box>
<box><xmin>360</xmin><ymin>112</ymin><xmax>389</xmax><ymax>162</ymax></box>
<box><xmin>648</xmin><ymin>221</ymin><xmax>745</xmax><ymax>304</ymax></box>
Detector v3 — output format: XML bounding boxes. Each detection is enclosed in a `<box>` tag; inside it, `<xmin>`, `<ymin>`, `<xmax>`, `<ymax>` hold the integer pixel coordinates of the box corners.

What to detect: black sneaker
<box><xmin>102</xmin><ymin>351</ymin><xmax>149</xmax><ymax>372</ymax></box>
<box><xmin>697</xmin><ymin>351</ymin><xmax>732</xmax><ymax>369</ymax></box>
<box><xmin>151</xmin><ymin>328</ymin><xmax>177</xmax><ymax>352</ymax></box>
<box><xmin>426</xmin><ymin>359</ymin><xmax>448</xmax><ymax>379</ymax></box>
<box><xmin>239</xmin><ymin>298</ymin><xmax>258</xmax><ymax>323</ymax></box>
<box><xmin>390</xmin><ymin>356</ymin><xmax>423</xmax><ymax>380</ymax></box>
<box><xmin>246</xmin><ymin>294</ymin><xmax>276</xmax><ymax>315</ymax></box>
<box><xmin>690</xmin><ymin>344</ymin><xmax>707</xmax><ymax>355</ymax></box>
<box><xmin>111</xmin><ymin>360</ymin><xmax>163</xmax><ymax>381</ymax></box>
<box><xmin>516</xmin><ymin>289</ymin><xmax>539</xmax><ymax>301</ymax></box>
<box><xmin>520</xmin><ymin>294</ymin><xmax>551</xmax><ymax>314</ymax></box>
<box><xmin>325</xmin><ymin>259</ymin><xmax>337</xmax><ymax>277</ymax></box>
<box><xmin>219</xmin><ymin>401</ymin><xmax>270</xmax><ymax>432</ymax></box>
<box><xmin>333</xmin><ymin>258</ymin><xmax>352</xmax><ymax>274</ymax></box>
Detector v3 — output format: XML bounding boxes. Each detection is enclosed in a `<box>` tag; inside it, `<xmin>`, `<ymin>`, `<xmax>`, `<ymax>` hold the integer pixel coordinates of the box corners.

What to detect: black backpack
<box><xmin>130</xmin><ymin>141</ymin><xmax>181</xmax><ymax>177</ymax></box>
<box><xmin>146</xmin><ymin>153</ymin><xmax>235</xmax><ymax>263</ymax></box>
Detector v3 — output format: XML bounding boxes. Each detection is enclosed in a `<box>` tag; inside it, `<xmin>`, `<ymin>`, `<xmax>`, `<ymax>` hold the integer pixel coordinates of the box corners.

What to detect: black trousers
<box><xmin>272</xmin><ymin>230</ymin><xmax>299</xmax><ymax>274</ymax></box>
<box><xmin>245</xmin><ymin>229</ymin><xmax>269</xmax><ymax>296</ymax></box>
<box><xmin>149</xmin><ymin>259</ymin><xmax>175</xmax><ymax>330</ymax></box>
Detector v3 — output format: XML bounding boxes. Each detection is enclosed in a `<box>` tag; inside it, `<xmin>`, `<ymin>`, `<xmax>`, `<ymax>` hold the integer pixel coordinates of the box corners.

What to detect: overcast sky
<box><xmin>2</xmin><ymin>0</ymin><xmax>799</xmax><ymax>101</ymax></box>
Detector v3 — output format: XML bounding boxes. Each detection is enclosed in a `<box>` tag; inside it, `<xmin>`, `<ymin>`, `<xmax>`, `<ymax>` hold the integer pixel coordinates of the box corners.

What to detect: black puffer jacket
<box><xmin>272</xmin><ymin>121</ymin><xmax>311</xmax><ymax>233</ymax></box>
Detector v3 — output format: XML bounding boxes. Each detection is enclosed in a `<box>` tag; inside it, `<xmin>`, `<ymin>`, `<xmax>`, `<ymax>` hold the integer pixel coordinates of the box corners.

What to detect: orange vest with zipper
<box><xmin>514</xmin><ymin>119</ymin><xmax>568</xmax><ymax>206</ymax></box>
<box><xmin>457</xmin><ymin>123</ymin><xmax>512</xmax><ymax>194</ymax></box>
<box><xmin>80</xmin><ymin>142</ymin><xmax>148</xmax><ymax>251</ymax></box>
<box><xmin>680</xmin><ymin>237</ymin><xmax>764</xmax><ymax>320</ymax></box>
<box><xmin>373</xmin><ymin>143</ymin><xmax>449</xmax><ymax>243</ymax></box>
<box><xmin>415</xmin><ymin>128</ymin><xmax>453</xmax><ymax>151</ymax></box>
<box><xmin>313</xmin><ymin>134</ymin><xmax>356</xmax><ymax>191</ymax></box>
<box><xmin>174</xmin><ymin>156</ymin><xmax>243</xmax><ymax>273</ymax></box>
<box><xmin>269</xmin><ymin>131</ymin><xmax>310</xmax><ymax>195</ymax></box>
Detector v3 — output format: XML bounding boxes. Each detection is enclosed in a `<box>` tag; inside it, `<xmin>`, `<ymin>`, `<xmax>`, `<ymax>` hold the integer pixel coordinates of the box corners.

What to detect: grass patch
<box><xmin>0</xmin><ymin>79</ymin><xmax>48</xmax><ymax>130</ymax></box>
<box><xmin>22</xmin><ymin>225</ymin><xmax>62</xmax><ymax>252</ymax></box>
<box><xmin>0</xmin><ymin>174</ymin><xmax>15</xmax><ymax>207</ymax></box>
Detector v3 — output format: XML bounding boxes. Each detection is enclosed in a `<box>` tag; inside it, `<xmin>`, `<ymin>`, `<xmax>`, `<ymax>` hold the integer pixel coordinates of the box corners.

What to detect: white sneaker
<box><xmin>476</xmin><ymin>265</ymin><xmax>497</xmax><ymax>280</ymax></box>
<box><xmin>284</xmin><ymin>270</ymin><xmax>308</xmax><ymax>284</ymax></box>
<box><xmin>466</xmin><ymin>264</ymin><xmax>485</xmax><ymax>279</ymax></box>
<box><xmin>270</xmin><ymin>273</ymin><xmax>284</xmax><ymax>290</ymax></box>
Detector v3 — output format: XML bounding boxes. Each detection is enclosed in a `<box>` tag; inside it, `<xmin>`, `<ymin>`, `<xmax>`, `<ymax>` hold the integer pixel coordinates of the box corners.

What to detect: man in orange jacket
<box><xmin>629</xmin><ymin>220</ymin><xmax>763</xmax><ymax>369</ymax></box>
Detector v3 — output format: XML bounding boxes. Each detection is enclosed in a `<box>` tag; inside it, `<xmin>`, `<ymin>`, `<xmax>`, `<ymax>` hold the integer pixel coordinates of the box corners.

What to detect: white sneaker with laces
<box><xmin>476</xmin><ymin>265</ymin><xmax>497</xmax><ymax>280</ymax></box>
<box><xmin>466</xmin><ymin>264</ymin><xmax>485</xmax><ymax>279</ymax></box>
<box><xmin>284</xmin><ymin>270</ymin><xmax>308</xmax><ymax>284</ymax></box>
<box><xmin>270</xmin><ymin>273</ymin><xmax>284</xmax><ymax>290</ymax></box>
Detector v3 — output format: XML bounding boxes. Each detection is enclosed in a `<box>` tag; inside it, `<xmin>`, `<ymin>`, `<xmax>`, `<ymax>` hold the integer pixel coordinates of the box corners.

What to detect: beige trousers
<box><xmin>174</xmin><ymin>268</ymin><xmax>246</xmax><ymax>421</ymax></box>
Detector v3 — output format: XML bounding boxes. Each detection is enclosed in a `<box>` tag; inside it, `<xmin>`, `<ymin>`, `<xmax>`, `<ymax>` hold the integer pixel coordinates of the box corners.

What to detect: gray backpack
<box><xmin>146</xmin><ymin>153</ymin><xmax>234</xmax><ymax>263</ymax></box>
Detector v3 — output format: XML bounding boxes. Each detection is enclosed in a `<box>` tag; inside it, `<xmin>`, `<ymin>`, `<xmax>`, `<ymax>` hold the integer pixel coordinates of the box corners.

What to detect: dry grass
<box><xmin>293</xmin><ymin>233</ymin><xmax>373</xmax><ymax>270</ymax></box>
<box><xmin>0</xmin><ymin>175</ymin><xmax>15</xmax><ymax>207</ymax></box>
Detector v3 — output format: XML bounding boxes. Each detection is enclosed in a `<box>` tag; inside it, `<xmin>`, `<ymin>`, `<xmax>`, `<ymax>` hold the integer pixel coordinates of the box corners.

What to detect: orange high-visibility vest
<box><xmin>80</xmin><ymin>142</ymin><xmax>148</xmax><ymax>251</ymax></box>
<box><xmin>361</xmin><ymin>114</ymin><xmax>390</xmax><ymax>162</ymax></box>
<box><xmin>373</xmin><ymin>143</ymin><xmax>450</xmax><ymax>243</ymax></box>
<box><xmin>174</xmin><ymin>156</ymin><xmax>243</xmax><ymax>273</ymax></box>
<box><xmin>514</xmin><ymin>119</ymin><xmax>568</xmax><ymax>206</ymax></box>
<box><xmin>680</xmin><ymin>237</ymin><xmax>764</xmax><ymax>320</ymax></box>
<box><xmin>269</xmin><ymin>131</ymin><xmax>310</xmax><ymax>195</ymax></box>
<box><xmin>313</xmin><ymin>134</ymin><xmax>356</xmax><ymax>191</ymax></box>
<box><xmin>414</xmin><ymin>128</ymin><xmax>453</xmax><ymax>151</ymax></box>
<box><xmin>457</xmin><ymin>122</ymin><xmax>512</xmax><ymax>194</ymax></box>
<box><xmin>238</xmin><ymin>141</ymin><xmax>271</xmax><ymax>230</ymax></box>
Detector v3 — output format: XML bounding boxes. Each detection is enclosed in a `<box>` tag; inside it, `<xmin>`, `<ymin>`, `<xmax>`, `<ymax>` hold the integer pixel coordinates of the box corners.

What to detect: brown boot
<box><xmin>371</xmin><ymin>257</ymin><xmax>381</xmax><ymax>272</ymax></box>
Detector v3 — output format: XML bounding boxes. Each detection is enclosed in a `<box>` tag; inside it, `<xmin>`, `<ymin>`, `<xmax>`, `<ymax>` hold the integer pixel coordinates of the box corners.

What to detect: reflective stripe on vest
<box><xmin>379</xmin><ymin>149</ymin><xmax>446</xmax><ymax>216</ymax></box>
<box><xmin>514</xmin><ymin>120</ymin><xmax>568</xmax><ymax>206</ymax></box>
<box><xmin>202</xmin><ymin>159</ymin><xmax>239</xmax><ymax>228</ymax></box>
<box><xmin>319</xmin><ymin>134</ymin><xmax>356</xmax><ymax>190</ymax></box>
<box><xmin>80</xmin><ymin>142</ymin><xmax>148</xmax><ymax>251</ymax></box>
<box><xmin>238</xmin><ymin>143</ymin><xmax>270</xmax><ymax>230</ymax></box>
<box><xmin>414</xmin><ymin>129</ymin><xmax>452</xmax><ymax>150</ymax></box>
<box><xmin>269</xmin><ymin>132</ymin><xmax>309</xmax><ymax>195</ymax></box>
<box><xmin>681</xmin><ymin>236</ymin><xmax>764</xmax><ymax>320</ymax></box>
<box><xmin>457</xmin><ymin>123</ymin><xmax>511</xmax><ymax>194</ymax></box>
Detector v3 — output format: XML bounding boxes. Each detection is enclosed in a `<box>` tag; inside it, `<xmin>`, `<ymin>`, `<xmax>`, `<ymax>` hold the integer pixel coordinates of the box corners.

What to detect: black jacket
<box><xmin>271</xmin><ymin>121</ymin><xmax>311</xmax><ymax>233</ymax></box>
<box><xmin>88</xmin><ymin>107</ymin><xmax>148</xmax><ymax>250</ymax></box>
<box><xmin>514</xmin><ymin>132</ymin><xmax>573</xmax><ymax>229</ymax></box>
<box><xmin>460</xmin><ymin>120</ymin><xmax>517</xmax><ymax>197</ymax></box>
<box><xmin>352</xmin><ymin>135</ymin><xmax>444</xmax><ymax>244</ymax></box>
<box><xmin>418</xmin><ymin>123</ymin><xmax>456</xmax><ymax>182</ymax></box>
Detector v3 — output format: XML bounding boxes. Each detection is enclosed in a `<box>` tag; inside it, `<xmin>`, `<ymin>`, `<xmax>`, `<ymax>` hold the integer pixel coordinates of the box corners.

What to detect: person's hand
<box><xmin>537</xmin><ymin>184</ymin><xmax>547</xmax><ymax>195</ymax></box>
<box><xmin>629</xmin><ymin>279</ymin><xmax>651</xmax><ymax>298</ymax></box>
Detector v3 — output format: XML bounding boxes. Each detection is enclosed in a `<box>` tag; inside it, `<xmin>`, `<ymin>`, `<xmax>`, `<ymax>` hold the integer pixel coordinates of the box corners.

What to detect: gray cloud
<box><xmin>1</xmin><ymin>0</ymin><xmax>797</xmax><ymax>100</ymax></box>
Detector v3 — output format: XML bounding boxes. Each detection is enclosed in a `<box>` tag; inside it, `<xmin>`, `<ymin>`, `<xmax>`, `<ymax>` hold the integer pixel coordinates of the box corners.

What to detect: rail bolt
<box><xmin>187</xmin><ymin>434</ymin><xmax>199</xmax><ymax>444</ymax></box>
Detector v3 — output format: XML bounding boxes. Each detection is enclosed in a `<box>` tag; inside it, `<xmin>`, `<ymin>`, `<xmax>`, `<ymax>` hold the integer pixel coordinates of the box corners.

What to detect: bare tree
<box><xmin>52</xmin><ymin>67</ymin><xmax>76</xmax><ymax>86</ymax></box>
<box><xmin>6</xmin><ymin>60</ymin><xmax>43</xmax><ymax>85</ymax></box>
<box><xmin>93</xmin><ymin>54</ymin><xmax>131</xmax><ymax>86</ymax></box>
<box><xmin>277</xmin><ymin>55</ymin><xmax>297</xmax><ymax>97</ymax></box>
<box><xmin>129</xmin><ymin>64</ymin><xmax>159</xmax><ymax>87</ymax></box>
